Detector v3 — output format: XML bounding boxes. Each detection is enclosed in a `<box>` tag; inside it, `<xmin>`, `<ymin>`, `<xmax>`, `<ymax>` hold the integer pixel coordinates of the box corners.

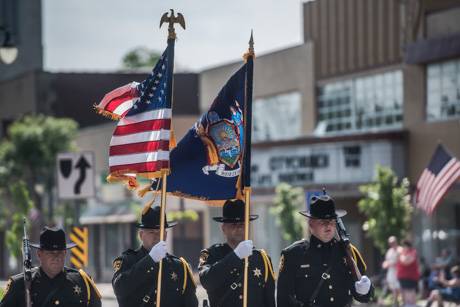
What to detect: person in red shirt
<box><xmin>396</xmin><ymin>239</ymin><xmax>420</xmax><ymax>306</ymax></box>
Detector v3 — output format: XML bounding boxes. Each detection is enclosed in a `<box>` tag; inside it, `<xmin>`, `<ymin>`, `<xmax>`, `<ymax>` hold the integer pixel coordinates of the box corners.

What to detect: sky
<box><xmin>42</xmin><ymin>0</ymin><xmax>306</xmax><ymax>72</ymax></box>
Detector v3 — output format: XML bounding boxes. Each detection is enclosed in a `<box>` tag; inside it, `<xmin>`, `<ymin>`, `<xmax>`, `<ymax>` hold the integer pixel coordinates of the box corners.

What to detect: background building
<box><xmin>1</xmin><ymin>0</ymin><xmax>460</xmax><ymax>280</ymax></box>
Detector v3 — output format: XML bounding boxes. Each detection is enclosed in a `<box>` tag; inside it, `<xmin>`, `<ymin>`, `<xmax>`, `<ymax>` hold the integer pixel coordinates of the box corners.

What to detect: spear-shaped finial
<box><xmin>243</xmin><ymin>30</ymin><xmax>255</xmax><ymax>61</ymax></box>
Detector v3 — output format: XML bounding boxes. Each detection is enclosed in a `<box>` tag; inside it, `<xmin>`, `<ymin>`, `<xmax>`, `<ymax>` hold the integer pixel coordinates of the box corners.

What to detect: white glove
<box><xmin>234</xmin><ymin>240</ymin><xmax>253</xmax><ymax>259</ymax></box>
<box><xmin>355</xmin><ymin>275</ymin><xmax>371</xmax><ymax>295</ymax></box>
<box><xmin>149</xmin><ymin>241</ymin><xmax>167</xmax><ymax>263</ymax></box>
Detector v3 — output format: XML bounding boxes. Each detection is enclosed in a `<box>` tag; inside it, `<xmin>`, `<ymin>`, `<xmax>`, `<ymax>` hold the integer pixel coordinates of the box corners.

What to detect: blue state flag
<box><xmin>166</xmin><ymin>64</ymin><xmax>250</xmax><ymax>202</ymax></box>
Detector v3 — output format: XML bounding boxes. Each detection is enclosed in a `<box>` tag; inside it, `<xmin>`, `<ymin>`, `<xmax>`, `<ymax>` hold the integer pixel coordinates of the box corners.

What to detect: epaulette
<box><xmin>258</xmin><ymin>249</ymin><xmax>275</xmax><ymax>282</ymax></box>
<box><xmin>179</xmin><ymin>257</ymin><xmax>196</xmax><ymax>293</ymax></box>
<box><xmin>207</xmin><ymin>243</ymin><xmax>225</xmax><ymax>251</ymax></box>
<box><xmin>122</xmin><ymin>248</ymin><xmax>137</xmax><ymax>256</ymax></box>
<box><xmin>10</xmin><ymin>267</ymin><xmax>39</xmax><ymax>281</ymax></box>
<box><xmin>78</xmin><ymin>269</ymin><xmax>102</xmax><ymax>303</ymax></box>
<box><xmin>283</xmin><ymin>239</ymin><xmax>309</xmax><ymax>253</ymax></box>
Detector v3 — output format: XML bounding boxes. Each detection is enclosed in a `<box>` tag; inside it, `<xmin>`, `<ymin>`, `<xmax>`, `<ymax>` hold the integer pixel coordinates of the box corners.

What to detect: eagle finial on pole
<box><xmin>160</xmin><ymin>9</ymin><xmax>186</xmax><ymax>41</ymax></box>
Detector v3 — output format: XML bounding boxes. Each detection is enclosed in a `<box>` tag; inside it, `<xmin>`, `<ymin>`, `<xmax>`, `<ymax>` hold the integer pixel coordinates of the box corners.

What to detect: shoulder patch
<box><xmin>113</xmin><ymin>259</ymin><xmax>122</xmax><ymax>272</ymax></box>
<box><xmin>199</xmin><ymin>250</ymin><xmax>209</xmax><ymax>265</ymax></box>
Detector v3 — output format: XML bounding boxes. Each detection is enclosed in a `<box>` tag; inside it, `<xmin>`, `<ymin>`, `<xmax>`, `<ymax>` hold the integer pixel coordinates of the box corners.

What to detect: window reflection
<box><xmin>317</xmin><ymin>70</ymin><xmax>403</xmax><ymax>134</ymax></box>
<box><xmin>253</xmin><ymin>91</ymin><xmax>302</xmax><ymax>142</ymax></box>
<box><xmin>427</xmin><ymin>59</ymin><xmax>460</xmax><ymax>121</ymax></box>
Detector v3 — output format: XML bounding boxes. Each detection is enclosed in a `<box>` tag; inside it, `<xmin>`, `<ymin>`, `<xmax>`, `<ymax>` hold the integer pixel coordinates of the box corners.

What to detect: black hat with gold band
<box><xmin>299</xmin><ymin>193</ymin><xmax>347</xmax><ymax>219</ymax></box>
<box><xmin>30</xmin><ymin>227</ymin><xmax>77</xmax><ymax>250</ymax></box>
<box><xmin>137</xmin><ymin>205</ymin><xmax>178</xmax><ymax>229</ymax></box>
<box><xmin>213</xmin><ymin>199</ymin><xmax>259</xmax><ymax>223</ymax></box>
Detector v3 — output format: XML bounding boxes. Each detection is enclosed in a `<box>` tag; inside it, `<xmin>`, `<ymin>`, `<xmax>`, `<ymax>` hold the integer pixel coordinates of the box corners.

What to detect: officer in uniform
<box><xmin>0</xmin><ymin>227</ymin><xmax>101</xmax><ymax>307</ymax></box>
<box><xmin>112</xmin><ymin>205</ymin><xmax>198</xmax><ymax>307</ymax></box>
<box><xmin>199</xmin><ymin>199</ymin><xmax>275</xmax><ymax>307</ymax></box>
<box><xmin>277</xmin><ymin>194</ymin><xmax>373</xmax><ymax>307</ymax></box>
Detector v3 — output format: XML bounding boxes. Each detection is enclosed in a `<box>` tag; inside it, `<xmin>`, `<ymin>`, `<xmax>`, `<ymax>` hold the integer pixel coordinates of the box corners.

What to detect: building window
<box><xmin>317</xmin><ymin>70</ymin><xmax>403</xmax><ymax>134</ymax></box>
<box><xmin>427</xmin><ymin>59</ymin><xmax>460</xmax><ymax>121</ymax></box>
<box><xmin>343</xmin><ymin>145</ymin><xmax>361</xmax><ymax>168</ymax></box>
<box><xmin>253</xmin><ymin>91</ymin><xmax>302</xmax><ymax>142</ymax></box>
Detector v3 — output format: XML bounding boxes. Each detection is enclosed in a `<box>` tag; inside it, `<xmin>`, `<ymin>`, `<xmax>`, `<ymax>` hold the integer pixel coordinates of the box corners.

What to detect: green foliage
<box><xmin>167</xmin><ymin>210</ymin><xmax>199</xmax><ymax>222</ymax></box>
<box><xmin>122</xmin><ymin>47</ymin><xmax>161</xmax><ymax>69</ymax></box>
<box><xmin>5</xmin><ymin>181</ymin><xmax>33</xmax><ymax>258</ymax></box>
<box><xmin>0</xmin><ymin>114</ymin><xmax>78</xmax><ymax>214</ymax></box>
<box><xmin>358</xmin><ymin>165</ymin><xmax>413</xmax><ymax>254</ymax></box>
<box><xmin>0</xmin><ymin>287</ymin><xmax>3</xmax><ymax>300</ymax></box>
<box><xmin>270</xmin><ymin>183</ymin><xmax>305</xmax><ymax>242</ymax></box>
<box><xmin>4</xmin><ymin>114</ymin><xmax>78</xmax><ymax>176</ymax></box>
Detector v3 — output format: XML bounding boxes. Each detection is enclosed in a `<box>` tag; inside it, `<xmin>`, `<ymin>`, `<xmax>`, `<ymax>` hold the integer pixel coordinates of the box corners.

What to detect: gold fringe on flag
<box><xmin>93</xmin><ymin>104</ymin><xmax>121</xmax><ymax>121</ymax></box>
<box><xmin>169</xmin><ymin>130</ymin><xmax>177</xmax><ymax>150</ymax></box>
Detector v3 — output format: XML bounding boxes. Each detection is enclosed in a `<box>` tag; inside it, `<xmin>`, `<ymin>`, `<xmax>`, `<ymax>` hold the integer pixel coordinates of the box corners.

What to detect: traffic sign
<box><xmin>57</xmin><ymin>152</ymin><xmax>95</xmax><ymax>199</ymax></box>
<box><xmin>70</xmin><ymin>226</ymin><xmax>89</xmax><ymax>269</ymax></box>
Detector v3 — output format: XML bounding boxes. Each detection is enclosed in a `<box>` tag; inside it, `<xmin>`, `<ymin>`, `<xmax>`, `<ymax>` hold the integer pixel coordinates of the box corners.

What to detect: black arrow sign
<box><xmin>74</xmin><ymin>156</ymin><xmax>91</xmax><ymax>195</ymax></box>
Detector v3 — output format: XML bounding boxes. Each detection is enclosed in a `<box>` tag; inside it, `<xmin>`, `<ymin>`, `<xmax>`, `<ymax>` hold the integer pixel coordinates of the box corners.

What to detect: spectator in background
<box><xmin>425</xmin><ymin>265</ymin><xmax>460</xmax><ymax>307</ymax></box>
<box><xmin>396</xmin><ymin>239</ymin><xmax>420</xmax><ymax>307</ymax></box>
<box><xmin>382</xmin><ymin>236</ymin><xmax>401</xmax><ymax>306</ymax></box>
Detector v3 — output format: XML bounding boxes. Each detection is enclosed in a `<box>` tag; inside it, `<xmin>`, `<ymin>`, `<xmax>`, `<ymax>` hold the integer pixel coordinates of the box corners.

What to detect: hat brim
<box><xmin>30</xmin><ymin>242</ymin><xmax>77</xmax><ymax>250</ymax></box>
<box><xmin>212</xmin><ymin>215</ymin><xmax>259</xmax><ymax>223</ymax></box>
<box><xmin>298</xmin><ymin>209</ymin><xmax>347</xmax><ymax>219</ymax></box>
<box><xmin>136</xmin><ymin>221</ymin><xmax>178</xmax><ymax>229</ymax></box>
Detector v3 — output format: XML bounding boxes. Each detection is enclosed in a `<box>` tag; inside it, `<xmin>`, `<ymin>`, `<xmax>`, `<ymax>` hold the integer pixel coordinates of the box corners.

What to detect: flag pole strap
<box><xmin>243</xmin><ymin>187</ymin><xmax>252</xmax><ymax>307</ymax></box>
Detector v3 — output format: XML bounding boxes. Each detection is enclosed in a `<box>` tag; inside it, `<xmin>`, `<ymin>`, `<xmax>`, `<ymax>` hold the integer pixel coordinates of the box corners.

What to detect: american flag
<box><xmin>415</xmin><ymin>144</ymin><xmax>460</xmax><ymax>215</ymax></box>
<box><xmin>95</xmin><ymin>46</ymin><xmax>172</xmax><ymax>187</ymax></box>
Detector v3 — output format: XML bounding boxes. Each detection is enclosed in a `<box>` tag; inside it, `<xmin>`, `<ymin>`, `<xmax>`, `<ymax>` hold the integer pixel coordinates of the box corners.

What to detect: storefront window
<box><xmin>317</xmin><ymin>70</ymin><xmax>403</xmax><ymax>133</ymax></box>
<box><xmin>427</xmin><ymin>59</ymin><xmax>460</xmax><ymax>121</ymax></box>
<box><xmin>253</xmin><ymin>91</ymin><xmax>301</xmax><ymax>142</ymax></box>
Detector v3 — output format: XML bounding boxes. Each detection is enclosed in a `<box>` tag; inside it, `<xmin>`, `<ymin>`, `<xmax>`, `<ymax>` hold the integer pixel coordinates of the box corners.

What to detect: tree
<box><xmin>122</xmin><ymin>47</ymin><xmax>161</xmax><ymax>69</ymax></box>
<box><xmin>4</xmin><ymin>181</ymin><xmax>33</xmax><ymax>259</ymax></box>
<box><xmin>270</xmin><ymin>183</ymin><xmax>305</xmax><ymax>242</ymax></box>
<box><xmin>0</xmin><ymin>115</ymin><xmax>78</xmax><ymax>228</ymax></box>
<box><xmin>358</xmin><ymin>165</ymin><xmax>413</xmax><ymax>254</ymax></box>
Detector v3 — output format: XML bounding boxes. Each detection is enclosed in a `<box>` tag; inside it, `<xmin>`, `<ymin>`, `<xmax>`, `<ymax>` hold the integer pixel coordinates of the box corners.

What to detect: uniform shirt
<box><xmin>112</xmin><ymin>246</ymin><xmax>198</xmax><ymax>307</ymax></box>
<box><xmin>198</xmin><ymin>243</ymin><xmax>275</xmax><ymax>307</ymax></box>
<box><xmin>277</xmin><ymin>236</ymin><xmax>373</xmax><ymax>307</ymax></box>
<box><xmin>0</xmin><ymin>266</ymin><xmax>101</xmax><ymax>307</ymax></box>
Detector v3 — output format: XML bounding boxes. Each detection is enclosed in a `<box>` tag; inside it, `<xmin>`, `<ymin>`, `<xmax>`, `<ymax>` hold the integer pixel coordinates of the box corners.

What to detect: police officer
<box><xmin>199</xmin><ymin>199</ymin><xmax>275</xmax><ymax>307</ymax></box>
<box><xmin>277</xmin><ymin>193</ymin><xmax>373</xmax><ymax>307</ymax></box>
<box><xmin>0</xmin><ymin>227</ymin><xmax>101</xmax><ymax>307</ymax></box>
<box><xmin>112</xmin><ymin>205</ymin><xmax>198</xmax><ymax>307</ymax></box>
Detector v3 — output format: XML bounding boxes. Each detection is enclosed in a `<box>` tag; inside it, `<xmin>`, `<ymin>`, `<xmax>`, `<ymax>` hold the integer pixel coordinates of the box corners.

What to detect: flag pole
<box><xmin>242</xmin><ymin>31</ymin><xmax>254</xmax><ymax>307</ymax></box>
<box><xmin>156</xmin><ymin>10</ymin><xmax>185</xmax><ymax>307</ymax></box>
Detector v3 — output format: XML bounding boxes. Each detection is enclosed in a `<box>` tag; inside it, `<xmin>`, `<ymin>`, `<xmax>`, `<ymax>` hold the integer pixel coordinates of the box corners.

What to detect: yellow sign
<box><xmin>70</xmin><ymin>226</ymin><xmax>89</xmax><ymax>269</ymax></box>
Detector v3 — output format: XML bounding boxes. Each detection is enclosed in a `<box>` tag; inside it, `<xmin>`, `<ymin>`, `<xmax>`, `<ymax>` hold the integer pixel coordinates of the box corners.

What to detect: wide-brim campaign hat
<box><xmin>136</xmin><ymin>205</ymin><xmax>178</xmax><ymax>229</ymax></box>
<box><xmin>299</xmin><ymin>194</ymin><xmax>347</xmax><ymax>219</ymax></box>
<box><xmin>213</xmin><ymin>199</ymin><xmax>259</xmax><ymax>223</ymax></box>
<box><xmin>30</xmin><ymin>227</ymin><xmax>77</xmax><ymax>250</ymax></box>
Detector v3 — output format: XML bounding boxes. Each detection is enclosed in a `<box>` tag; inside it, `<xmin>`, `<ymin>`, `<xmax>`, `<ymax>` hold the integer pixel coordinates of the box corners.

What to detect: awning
<box><xmin>405</xmin><ymin>33</ymin><xmax>460</xmax><ymax>64</ymax></box>
<box><xmin>80</xmin><ymin>201</ymin><xmax>139</xmax><ymax>225</ymax></box>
